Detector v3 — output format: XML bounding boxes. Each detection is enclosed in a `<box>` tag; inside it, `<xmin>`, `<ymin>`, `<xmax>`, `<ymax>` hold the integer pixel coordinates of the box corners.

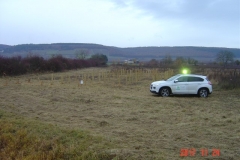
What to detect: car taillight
<box><xmin>208</xmin><ymin>81</ymin><xmax>212</xmax><ymax>85</ymax></box>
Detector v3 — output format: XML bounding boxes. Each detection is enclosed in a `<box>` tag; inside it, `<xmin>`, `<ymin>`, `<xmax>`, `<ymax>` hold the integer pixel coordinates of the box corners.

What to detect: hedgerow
<box><xmin>0</xmin><ymin>55</ymin><xmax>106</xmax><ymax>76</ymax></box>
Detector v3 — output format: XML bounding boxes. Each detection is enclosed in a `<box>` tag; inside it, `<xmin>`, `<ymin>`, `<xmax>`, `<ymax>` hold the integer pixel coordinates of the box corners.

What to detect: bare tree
<box><xmin>75</xmin><ymin>49</ymin><xmax>89</xmax><ymax>59</ymax></box>
<box><xmin>162</xmin><ymin>54</ymin><xmax>173</xmax><ymax>65</ymax></box>
<box><xmin>235</xmin><ymin>60</ymin><xmax>240</xmax><ymax>65</ymax></box>
<box><xmin>216</xmin><ymin>50</ymin><xmax>235</xmax><ymax>66</ymax></box>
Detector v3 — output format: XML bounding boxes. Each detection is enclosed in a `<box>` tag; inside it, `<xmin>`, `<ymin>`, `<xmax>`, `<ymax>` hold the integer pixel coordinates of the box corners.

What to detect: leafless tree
<box><xmin>216</xmin><ymin>50</ymin><xmax>234</xmax><ymax>66</ymax></box>
<box><xmin>75</xmin><ymin>49</ymin><xmax>89</xmax><ymax>59</ymax></box>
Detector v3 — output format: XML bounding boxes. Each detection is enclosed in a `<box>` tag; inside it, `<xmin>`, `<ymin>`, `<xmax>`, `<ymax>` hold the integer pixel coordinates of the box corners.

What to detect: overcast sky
<box><xmin>0</xmin><ymin>0</ymin><xmax>239</xmax><ymax>48</ymax></box>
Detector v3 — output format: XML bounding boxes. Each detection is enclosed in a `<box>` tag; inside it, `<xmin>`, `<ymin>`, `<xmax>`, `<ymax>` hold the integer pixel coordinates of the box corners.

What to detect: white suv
<box><xmin>150</xmin><ymin>74</ymin><xmax>212</xmax><ymax>97</ymax></box>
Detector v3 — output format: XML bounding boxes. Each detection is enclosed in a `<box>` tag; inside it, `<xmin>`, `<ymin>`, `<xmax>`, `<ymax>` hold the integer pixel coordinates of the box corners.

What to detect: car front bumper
<box><xmin>150</xmin><ymin>84</ymin><xmax>159</xmax><ymax>94</ymax></box>
<box><xmin>150</xmin><ymin>90</ymin><xmax>158</xmax><ymax>94</ymax></box>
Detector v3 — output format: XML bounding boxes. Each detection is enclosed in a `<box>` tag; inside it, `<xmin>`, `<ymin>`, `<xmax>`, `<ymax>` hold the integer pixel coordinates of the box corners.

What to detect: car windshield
<box><xmin>166</xmin><ymin>74</ymin><xmax>181</xmax><ymax>81</ymax></box>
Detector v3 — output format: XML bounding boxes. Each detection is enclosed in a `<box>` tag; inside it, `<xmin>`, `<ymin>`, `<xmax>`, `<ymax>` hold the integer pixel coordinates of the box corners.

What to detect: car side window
<box><xmin>177</xmin><ymin>76</ymin><xmax>188</xmax><ymax>82</ymax></box>
<box><xmin>188</xmin><ymin>77</ymin><xmax>204</xmax><ymax>82</ymax></box>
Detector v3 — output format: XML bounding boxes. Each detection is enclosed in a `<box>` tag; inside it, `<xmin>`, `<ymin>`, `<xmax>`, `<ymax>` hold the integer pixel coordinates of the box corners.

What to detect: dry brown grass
<box><xmin>0</xmin><ymin>67</ymin><xmax>240</xmax><ymax>159</ymax></box>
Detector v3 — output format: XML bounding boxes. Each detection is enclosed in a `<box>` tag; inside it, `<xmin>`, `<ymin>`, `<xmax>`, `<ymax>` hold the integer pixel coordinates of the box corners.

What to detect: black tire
<box><xmin>159</xmin><ymin>87</ymin><xmax>170</xmax><ymax>97</ymax></box>
<box><xmin>198</xmin><ymin>88</ymin><xmax>208</xmax><ymax>98</ymax></box>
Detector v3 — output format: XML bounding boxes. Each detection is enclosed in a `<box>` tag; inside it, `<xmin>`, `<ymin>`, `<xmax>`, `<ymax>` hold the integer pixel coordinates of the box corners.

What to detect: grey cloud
<box><xmin>108</xmin><ymin>0</ymin><xmax>240</xmax><ymax>22</ymax></box>
<box><xmin>108</xmin><ymin>0</ymin><xmax>129</xmax><ymax>7</ymax></box>
<box><xmin>107</xmin><ymin>0</ymin><xmax>240</xmax><ymax>48</ymax></box>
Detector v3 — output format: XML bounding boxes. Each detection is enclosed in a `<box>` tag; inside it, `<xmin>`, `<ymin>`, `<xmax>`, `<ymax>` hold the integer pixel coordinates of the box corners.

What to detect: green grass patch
<box><xmin>0</xmin><ymin>110</ymin><xmax>118</xmax><ymax>160</ymax></box>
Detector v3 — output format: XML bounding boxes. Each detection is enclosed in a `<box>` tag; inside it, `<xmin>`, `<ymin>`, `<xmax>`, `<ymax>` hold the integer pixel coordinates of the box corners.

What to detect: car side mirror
<box><xmin>174</xmin><ymin>80</ymin><xmax>178</xmax><ymax>83</ymax></box>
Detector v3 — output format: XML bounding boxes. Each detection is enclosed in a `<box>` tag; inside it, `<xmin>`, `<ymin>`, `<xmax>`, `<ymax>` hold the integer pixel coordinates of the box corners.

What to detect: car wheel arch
<box><xmin>158</xmin><ymin>86</ymin><xmax>172</xmax><ymax>97</ymax></box>
<box><xmin>198</xmin><ymin>87</ymin><xmax>209</xmax><ymax>97</ymax></box>
<box><xmin>159</xmin><ymin>86</ymin><xmax>172</xmax><ymax>94</ymax></box>
<box><xmin>198</xmin><ymin>87</ymin><xmax>209</xmax><ymax>93</ymax></box>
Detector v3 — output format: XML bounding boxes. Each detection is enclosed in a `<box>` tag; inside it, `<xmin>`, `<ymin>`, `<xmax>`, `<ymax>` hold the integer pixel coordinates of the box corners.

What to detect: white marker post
<box><xmin>80</xmin><ymin>80</ymin><xmax>83</xmax><ymax>85</ymax></box>
<box><xmin>78</xmin><ymin>79</ymin><xmax>84</xmax><ymax>88</ymax></box>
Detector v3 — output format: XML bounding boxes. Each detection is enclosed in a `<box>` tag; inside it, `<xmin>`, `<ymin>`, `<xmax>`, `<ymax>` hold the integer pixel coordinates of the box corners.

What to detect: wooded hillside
<box><xmin>0</xmin><ymin>43</ymin><xmax>239</xmax><ymax>61</ymax></box>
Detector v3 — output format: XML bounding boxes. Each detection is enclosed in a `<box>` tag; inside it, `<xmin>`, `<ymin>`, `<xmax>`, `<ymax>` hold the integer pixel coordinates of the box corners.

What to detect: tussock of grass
<box><xmin>0</xmin><ymin>110</ymin><xmax>118</xmax><ymax>160</ymax></box>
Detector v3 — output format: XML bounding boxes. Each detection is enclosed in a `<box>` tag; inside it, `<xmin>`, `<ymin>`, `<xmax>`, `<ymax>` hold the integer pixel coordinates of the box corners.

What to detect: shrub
<box><xmin>208</xmin><ymin>69</ymin><xmax>240</xmax><ymax>89</ymax></box>
<box><xmin>22</xmin><ymin>56</ymin><xmax>46</xmax><ymax>72</ymax></box>
<box><xmin>0</xmin><ymin>56</ymin><xmax>26</xmax><ymax>76</ymax></box>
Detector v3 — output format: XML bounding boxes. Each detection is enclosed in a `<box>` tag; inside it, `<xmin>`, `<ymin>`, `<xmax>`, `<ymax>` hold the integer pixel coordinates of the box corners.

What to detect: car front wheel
<box><xmin>159</xmin><ymin>88</ymin><xmax>170</xmax><ymax>97</ymax></box>
<box><xmin>198</xmin><ymin>88</ymin><xmax>208</xmax><ymax>97</ymax></box>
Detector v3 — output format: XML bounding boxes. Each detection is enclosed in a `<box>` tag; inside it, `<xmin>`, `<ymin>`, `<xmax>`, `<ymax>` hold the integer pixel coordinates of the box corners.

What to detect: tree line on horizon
<box><xmin>1</xmin><ymin>50</ymin><xmax>239</xmax><ymax>76</ymax></box>
<box><xmin>144</xmin><ymin>50</ymin><xmax>239</xmax><ymax>68</ymax></box>
<box><xmin>0</xmin><ymin>53</ymin><xmax>108</xmax><ymax>76</ymax></box>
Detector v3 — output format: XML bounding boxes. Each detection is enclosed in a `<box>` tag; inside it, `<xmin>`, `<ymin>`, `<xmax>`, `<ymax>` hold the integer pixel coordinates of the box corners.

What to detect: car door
<box><xmin>187</xmin><ymin>76</ymin><xmax>204</xmax><ymax>94</ymax></box>
<box><xmin>171</xmin><ymin>76</ymin><xmax>188</xmax><ymax>94</ymax></box>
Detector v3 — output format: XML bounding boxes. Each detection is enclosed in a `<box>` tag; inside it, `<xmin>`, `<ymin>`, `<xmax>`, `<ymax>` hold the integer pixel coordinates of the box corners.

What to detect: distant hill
<box><xmin>0</xmin><ymin>43</ymin><xmax>239</xmax><ymax>62</ymax></box>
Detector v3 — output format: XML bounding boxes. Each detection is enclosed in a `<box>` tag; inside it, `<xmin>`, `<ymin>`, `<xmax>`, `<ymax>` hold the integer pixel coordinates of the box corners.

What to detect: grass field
<box><xmin>0</xmin><ymin>67</ymin><xmax>240</xmax><ymax>159</ymax></box>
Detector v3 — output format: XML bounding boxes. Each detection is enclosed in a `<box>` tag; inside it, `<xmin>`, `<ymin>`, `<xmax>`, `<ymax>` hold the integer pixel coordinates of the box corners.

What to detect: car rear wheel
<box><xmin>159</xmin><ymin>88</ymin><xmax>170</xmax><ymax>97</ymax></box>
<box><xmin>198</xmin><ymin>88</ymin><xmax>208</xmax><ymax>97</ymax></box>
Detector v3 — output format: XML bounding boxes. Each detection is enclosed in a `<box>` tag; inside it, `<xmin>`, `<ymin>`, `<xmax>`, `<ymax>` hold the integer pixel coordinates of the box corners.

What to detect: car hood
<box><xmin>151</xmin><ymin>80</ymin><xmax>166</xmax><ymax>85</ymax></box>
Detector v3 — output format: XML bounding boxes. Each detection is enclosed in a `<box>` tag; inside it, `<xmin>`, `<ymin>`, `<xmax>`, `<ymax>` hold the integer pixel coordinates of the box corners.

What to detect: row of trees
<box><xmin>145</xmin><ymin>50</ymin><xmax>239</xmax><ymax>67</ymax></box>
<box><xmin>145</xmin><ymin>55</ymin><xmax>199</xmax><ymax>68</ymax></box>
<box><xmin>0</xmin><ymin>53</ymin><xmax>108</xmax><ymax>76</ymax></box>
